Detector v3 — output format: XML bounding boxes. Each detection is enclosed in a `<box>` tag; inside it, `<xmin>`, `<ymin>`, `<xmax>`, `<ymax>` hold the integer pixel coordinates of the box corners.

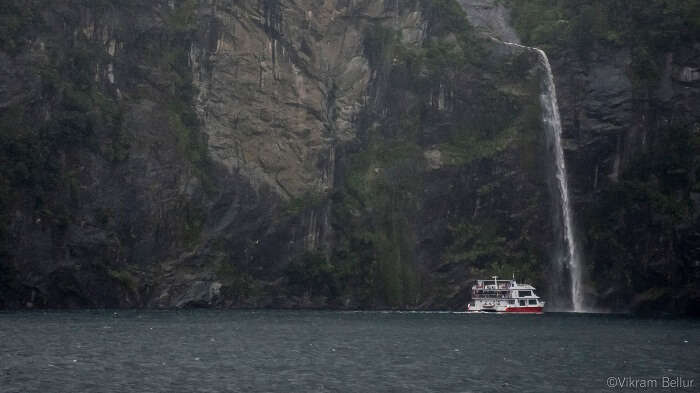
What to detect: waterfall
<box><xmin>499</xmin><ymin>40</ymin><xmax>584</xmax><ymax>311</ymax></box>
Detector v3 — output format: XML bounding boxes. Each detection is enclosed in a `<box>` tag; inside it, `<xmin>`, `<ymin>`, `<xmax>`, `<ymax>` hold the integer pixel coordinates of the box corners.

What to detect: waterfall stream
<box><xmin>499</xmin><ymin>40</ymin><xmax>584</xmax><ymax>311</ymax></box>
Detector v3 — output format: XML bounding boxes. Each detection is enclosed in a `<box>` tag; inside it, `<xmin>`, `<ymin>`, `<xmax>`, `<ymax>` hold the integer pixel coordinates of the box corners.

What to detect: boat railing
<box><xmin>474</xmin><ymin>283</ymin><xmax>512</xmax><ymax>290</ymax></box>
<box><xmin>472</xmin><ymin>293</ymin><xmax>511</xmax><ymax>299</ymax></box>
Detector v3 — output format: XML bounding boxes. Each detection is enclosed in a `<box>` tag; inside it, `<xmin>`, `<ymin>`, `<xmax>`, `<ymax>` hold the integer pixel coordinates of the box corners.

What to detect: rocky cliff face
<box><xmin>0</xmin><ymin>0</ymin><xmax>552</xmax><ymax>309</ymax></box>
<box><xmin>505</xmin><ymin>0</ymin><xmax>700</xmax><ymax>314</ymax></box>
<box><xmin>1</xmin><ymin>0</ymin><xmax>696</xmax><ymax>314</ymax></box>
<box><xmin>555</xmin><ymin>44</ymin><xmax>700</xmax><ymax>315</ymax></box>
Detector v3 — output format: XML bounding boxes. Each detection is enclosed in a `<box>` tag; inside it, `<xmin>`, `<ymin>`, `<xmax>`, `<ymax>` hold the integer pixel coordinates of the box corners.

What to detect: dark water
<box><xmin>1</xmin><ymin>311</ymin><xmax>698</xmax><ymax>393</ymax></box>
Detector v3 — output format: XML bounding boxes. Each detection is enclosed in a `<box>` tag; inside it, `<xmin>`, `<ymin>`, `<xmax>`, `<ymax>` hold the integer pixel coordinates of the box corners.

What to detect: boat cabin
<box><xmin>467</xmin><ymin>276</ymin><xmax>545</xmax><ymax>313</ymax></box>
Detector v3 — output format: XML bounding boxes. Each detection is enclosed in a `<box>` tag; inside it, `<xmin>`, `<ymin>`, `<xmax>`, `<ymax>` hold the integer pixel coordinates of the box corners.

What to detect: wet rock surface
<box><xmin>0</xmin><ymin>0</ymin><xmax>697</xmax><ymax>314</ymax></box>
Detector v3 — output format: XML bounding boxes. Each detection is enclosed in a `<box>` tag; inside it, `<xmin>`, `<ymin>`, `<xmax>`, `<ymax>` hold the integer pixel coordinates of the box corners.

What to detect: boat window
<box><xmin>519</xmin><ymin>300</ymin><xmax>526</xmax><ymax>306</ymax></box>
<box><xmin>518</xmin><ymin>290</ymin><xmax>532</xmax><ymax>297</ymax></box>
<box><xmin>508</xmin><ymin>300</ymin><xmax>515</xmax><ymax>305</ymax></box>
<box><xmin>528</xmin><ymin>299</ymin><xmax>538</xmax><ymax>305</ymax></box>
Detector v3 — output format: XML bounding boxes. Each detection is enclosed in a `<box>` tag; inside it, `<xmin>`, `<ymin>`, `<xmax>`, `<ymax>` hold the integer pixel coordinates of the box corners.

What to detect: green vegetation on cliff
<box><xmin>331</xmin><ymin>127</ymin><xmax>425</xmax><ymax>307</ymax></box>
<box><xmin>0</xmin><ymin>1</ymin><xmax>215</xmax><ymax>307</ymax></box>
<box><xmin>507</xmin><ymin>0</ymin><xmax>700</xmax><ymax>82</ymax></box>
<box><xmin>323</xmin><ymin>2</ymin><xmax>550</xmax><ymax>308</ymax></box>
<box><xmin>584</xmin><ymin>125</ymin><xmax>700</xmax><ymax>313</ymax></box>
<box><xmin>0</xmin><ymin>2</ymin><xmax>40</xmax><ymax>53</ymax></box>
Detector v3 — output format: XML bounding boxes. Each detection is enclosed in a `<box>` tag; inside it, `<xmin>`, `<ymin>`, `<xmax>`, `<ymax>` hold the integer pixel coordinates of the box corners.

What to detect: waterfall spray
<box><xmin>498</xmin><ymin>40</ymin><xmax>584</xmax><ymax>312</ymax></box>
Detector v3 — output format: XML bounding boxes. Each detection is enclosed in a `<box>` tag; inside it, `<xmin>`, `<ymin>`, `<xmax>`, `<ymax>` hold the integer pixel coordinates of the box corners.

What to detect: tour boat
<box><xmin>466</xmin><ymin>276</ymin><xmax>545</xmax><ymax>314</ymax></box>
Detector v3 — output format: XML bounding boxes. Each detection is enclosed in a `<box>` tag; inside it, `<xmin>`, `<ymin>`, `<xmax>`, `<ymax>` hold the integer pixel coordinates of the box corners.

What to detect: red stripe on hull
<box><xmin>504</xmin><ymin>307</ymin><xmax>543</xmax><ymax>313</ymax></box>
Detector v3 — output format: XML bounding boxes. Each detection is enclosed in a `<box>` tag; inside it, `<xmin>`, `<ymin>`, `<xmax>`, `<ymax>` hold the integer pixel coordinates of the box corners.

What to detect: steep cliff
<box><xmin>0</xmin><ymin>0</ymin><xmax>551</xmax><ymax>309</ymax></box>
<box><xmin>506</xmin><ymin>0</ymin><xmax>700</xmax><ymax>315</ymax></box>
<box><xmin>1</xmin><ymin>0</ymin><xmax>696</xmax><ymax>314</ymax></box>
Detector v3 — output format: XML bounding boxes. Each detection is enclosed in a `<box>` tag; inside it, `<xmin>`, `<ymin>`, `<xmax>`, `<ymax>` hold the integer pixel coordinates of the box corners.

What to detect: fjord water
<box><xmin>1</xmin><ymin>311</ymin><xmax>697</xmax><ymax>393</ymax></box>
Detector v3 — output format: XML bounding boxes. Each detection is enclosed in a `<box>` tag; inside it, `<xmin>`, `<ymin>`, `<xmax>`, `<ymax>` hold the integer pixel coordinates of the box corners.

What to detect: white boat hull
<box><xmin>467</xmin><ymin>278</ymin><xmax>545</xmax><ymax>314</ymax></box>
